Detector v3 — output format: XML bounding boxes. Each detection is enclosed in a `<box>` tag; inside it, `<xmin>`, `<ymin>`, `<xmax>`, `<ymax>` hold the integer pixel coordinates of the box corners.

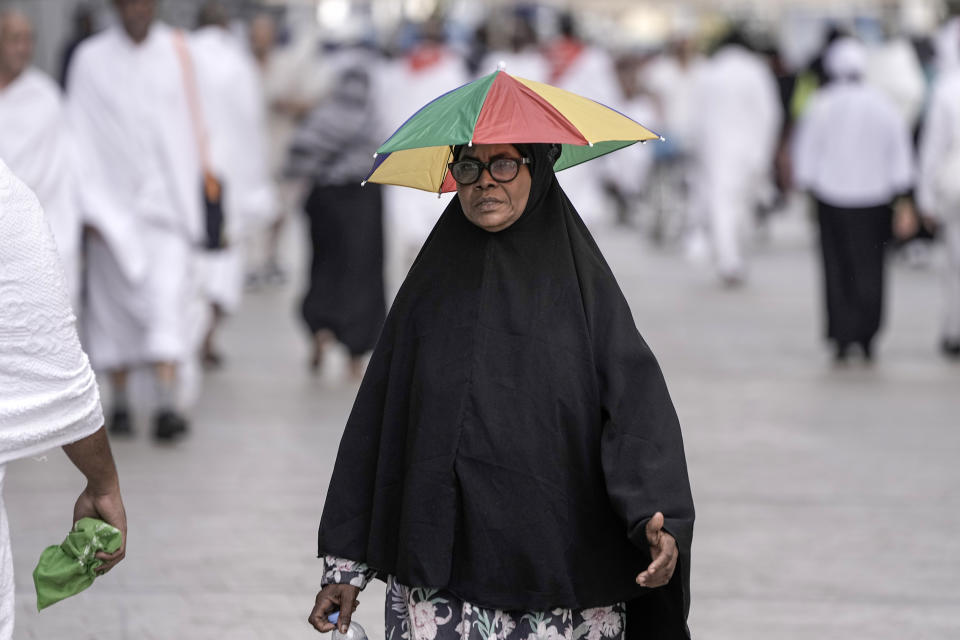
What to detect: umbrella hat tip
<box><xmin>497</xmin><ymin>60</ymin><xmax>507</xmax><ymax>71</ymax></box>
<box><xmin>660</xmin><ymin>135</ymin><xmax>666</xmax><ymax>142</ymax></box>
<box><xmin>361</xmin><ymin>180</ymin><xmax>367</xmax><ymax>187</ymax></box>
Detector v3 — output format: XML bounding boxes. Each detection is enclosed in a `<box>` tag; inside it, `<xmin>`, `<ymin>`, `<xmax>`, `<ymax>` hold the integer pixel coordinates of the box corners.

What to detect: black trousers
<box><xmin>816</xmin><ymin>199</ymin><xmax>892</xmax><ymax>348</ymax></box>
<box><xmin>302</xmin><ymin>182</ymin><xmax>386</xmax><ymax>356</ymax></box>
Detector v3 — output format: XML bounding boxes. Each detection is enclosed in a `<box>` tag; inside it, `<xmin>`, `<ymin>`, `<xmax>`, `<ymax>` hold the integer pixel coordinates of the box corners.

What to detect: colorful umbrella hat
<box><xmin>364</xmin><ymin>68</ymin><xmax>663</xmax><ymax>193</ymax></box>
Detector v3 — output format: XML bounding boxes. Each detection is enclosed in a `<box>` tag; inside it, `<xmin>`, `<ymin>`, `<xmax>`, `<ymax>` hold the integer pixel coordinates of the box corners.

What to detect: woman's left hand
<box><xmin>635</xmin><ymin>512</ymin><xmax>677</xmax><ymax>588</ymax></box>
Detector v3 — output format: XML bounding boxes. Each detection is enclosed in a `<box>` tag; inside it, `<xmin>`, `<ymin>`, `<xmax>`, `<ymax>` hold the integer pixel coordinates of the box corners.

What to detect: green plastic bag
<box><xmin>32</xmin><ymin>517</ymin><xmax>122</xmax><ymax>610</ymax></box>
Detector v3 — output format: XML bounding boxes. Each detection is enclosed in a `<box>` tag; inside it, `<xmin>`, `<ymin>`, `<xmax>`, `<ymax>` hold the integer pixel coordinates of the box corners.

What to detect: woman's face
<box><xmin>455</xmin><ymin>144</ymin><xmax>531</xmax><ymax>233</ymax></box>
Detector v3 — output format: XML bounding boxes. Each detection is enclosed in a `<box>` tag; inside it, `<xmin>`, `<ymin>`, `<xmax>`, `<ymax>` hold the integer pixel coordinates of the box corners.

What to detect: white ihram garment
<box><xmin>244</xmin><ymin>39</ymin><xmax>329</xmax><ymax>276</ymax></box>
<box><xmin>792</xmin><ymin>81</ymin><xmax>913</xmax><ymax>209</ymax></box>
<box><xmin>190</xmin><ymin>26</ymin><xmax>275</xmax><ymax>313</ymax></box>
<box><xmin>691</xmin><ymin>45</ymin><xmax>782</xmax><ymax>279</ymax></box>
<box><xmin>641</xmin><ymin>53</ymin><xmax>707</xmax><ymax>154</ymax></box>
<box><xmin>935</xmin><ymin>17</ymin><xmax>960</xmax><ymax>72</ymax></box>
<box><xmin>0</xmin><ymin>160</ymin><xmax>104</xmax><ymax>640</ymax></box>
<box><xmin>917</xmin><ymin>70</ymin><xmax>960</xmax><ymax>343</ymax></box>
<box><xmin>66</xmin><ymin>23</ymin><xmax>205</xmax><ymax>372</ymax></box>
<box><xmin>0</xmin><ymin>68</ymin><xmax>82</xmax><ymax>303</ymax></box>
<box><xmin>864</xmin><ymin>37</ymin><xmax>926</xmax><ymax>131</ymax></box>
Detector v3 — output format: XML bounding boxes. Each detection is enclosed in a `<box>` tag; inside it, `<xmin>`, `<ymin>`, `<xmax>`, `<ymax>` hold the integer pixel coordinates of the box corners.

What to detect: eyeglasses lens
<box><xmin>451</xmin><ymin>158</ymin><xmax>520</xmax><ymax>185</ymax></box>
<box><xmin>490</xmin><ymin>159</ymin><xmax>519</xmax><ymax>181</ymax></box>
<box><xmin>451</xmin><ymin>162</ymin><xmax>480</xmax><ymax>184</ymax></box>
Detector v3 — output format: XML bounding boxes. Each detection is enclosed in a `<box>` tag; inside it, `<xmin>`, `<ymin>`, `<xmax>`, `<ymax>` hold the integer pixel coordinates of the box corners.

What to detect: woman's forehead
<box><xmin>460</xmin><ymin>143</ymin><xmax>520</xmax><ymax>160</ymax></box>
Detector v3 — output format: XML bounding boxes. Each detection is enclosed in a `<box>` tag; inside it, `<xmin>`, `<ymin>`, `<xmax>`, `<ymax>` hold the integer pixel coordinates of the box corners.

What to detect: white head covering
<box><xmin>824</xmin><ymin>37</ymin><xmax>867</xmax><ymax>80</ymax></box>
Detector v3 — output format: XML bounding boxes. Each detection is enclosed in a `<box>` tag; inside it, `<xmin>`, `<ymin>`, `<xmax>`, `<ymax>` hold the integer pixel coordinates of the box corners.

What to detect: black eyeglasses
<box><xmin>447</xmin><ymin>156</ymin><xmax>531</xmax><ymax>185</ymax></box>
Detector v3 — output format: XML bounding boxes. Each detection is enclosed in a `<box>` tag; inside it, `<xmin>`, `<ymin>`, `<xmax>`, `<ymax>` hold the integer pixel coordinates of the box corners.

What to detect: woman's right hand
<box><xmin>308</xmin><ymin>584</ymin><xmax>361</xmax><ymax>633</ymax></box>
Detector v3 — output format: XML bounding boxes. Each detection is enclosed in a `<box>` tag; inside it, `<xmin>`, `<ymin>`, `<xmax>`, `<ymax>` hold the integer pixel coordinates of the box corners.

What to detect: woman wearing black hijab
<box><xmin>309</xmin><ymin>142</ymin><xmax>694</xmax><ymax>639</ymax></box>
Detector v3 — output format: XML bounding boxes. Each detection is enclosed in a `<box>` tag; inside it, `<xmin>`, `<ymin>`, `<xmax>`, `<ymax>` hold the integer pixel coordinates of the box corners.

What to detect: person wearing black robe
<box><xmin>287</xmin><ymin>55</ymin><xmax>386</xmax><ymax>378</ymax></box>
<box><xmin>309</xmin><ymin>142</ymin><xmax>694</xmax><ymax>639</ymax></box>
<box><xmin>792</xmin><ymin>38</ymin><xmax>914</xmax><ymax>363</ymax></box>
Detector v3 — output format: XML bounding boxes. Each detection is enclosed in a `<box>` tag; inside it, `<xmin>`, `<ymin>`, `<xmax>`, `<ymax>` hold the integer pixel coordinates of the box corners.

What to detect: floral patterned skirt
<box><xmin>322</xmin><ymin>556</ymin><xmax>626</xmax><ymax>640</ymax></box>
<box><xmin>384</xmin><ymin>577</ymin><xmax>625</xmax><ymax>640</ymax></box>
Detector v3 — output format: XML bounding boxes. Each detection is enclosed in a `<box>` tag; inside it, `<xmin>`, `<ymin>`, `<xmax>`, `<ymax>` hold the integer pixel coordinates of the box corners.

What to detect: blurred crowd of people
<box><xmin>1</xmin><ymin>0</ymin><xmax>279</xmax><ymax>441</ymax></box>
<box><xmin>2</xmin><ymin>0</ymin><xmax>959</xmax><ymax>444</ymax></box>
<box><xmin>618</xmin><ymin>12</ymin><xmax>960</xmax><ymax>364</ymax></box>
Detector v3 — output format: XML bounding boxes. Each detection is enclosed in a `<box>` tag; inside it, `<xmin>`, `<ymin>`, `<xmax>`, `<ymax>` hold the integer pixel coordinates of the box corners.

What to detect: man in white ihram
<box><xmin>67</xmin><ymin>0</ymin><xmax>206</xmax><ymax>440</ymax></box>
<box><xmin>247</xmin><ymin>11</ymin><xmax>328</xmax><ymax>288</ymax></box>
<box><xmin>918</xmin><ymin>31</ymin><xmax>960</xmax><ymax>360</ymax></box>
<box><xmin>691</xmin><ymin>27</ymin><xmax>782</xmax><ymax>286</ymax></box>
<box><xmin>0</xmin><ymin>160</ymin><xmax>128</xmax><ymax>640</ymax></box>
<box><xmin>0</xmin><ymin>10</ymin><xmax>83</xmax><ymax>303</ymax></box>
<box><xmin>190</xmin><ymin>1</ymin><xmax>275</xmax><ymax>367</ymax></box>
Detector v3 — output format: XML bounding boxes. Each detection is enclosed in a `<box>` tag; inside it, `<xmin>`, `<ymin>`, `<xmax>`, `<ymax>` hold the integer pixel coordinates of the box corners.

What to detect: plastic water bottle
<box><xmin>328</xmin><ymin>611</ymin><xmax>368</xmax><ymax>640</ymax></box>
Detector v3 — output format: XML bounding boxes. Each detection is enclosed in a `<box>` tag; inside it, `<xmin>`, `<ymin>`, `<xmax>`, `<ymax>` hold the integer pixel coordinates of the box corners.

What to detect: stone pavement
<box><xmin>5</xmin><ymin>208</ymin><xmax>960</xmax><ymax>639</ymax></box>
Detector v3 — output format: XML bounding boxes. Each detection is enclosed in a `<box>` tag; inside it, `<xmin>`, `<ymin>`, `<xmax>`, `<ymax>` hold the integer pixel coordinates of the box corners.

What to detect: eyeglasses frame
<box><xmin>447</xmin><ymin>156</ymin><xmax>532</xmax><ymax>186</ymax></box>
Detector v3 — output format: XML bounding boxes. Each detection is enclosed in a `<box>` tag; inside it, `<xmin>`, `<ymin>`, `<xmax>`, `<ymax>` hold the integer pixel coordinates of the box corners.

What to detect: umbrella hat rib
<box><xmin>377</xmin><ymin>72</ymin><xmax>498</xmax><ymax>154</ymax></box>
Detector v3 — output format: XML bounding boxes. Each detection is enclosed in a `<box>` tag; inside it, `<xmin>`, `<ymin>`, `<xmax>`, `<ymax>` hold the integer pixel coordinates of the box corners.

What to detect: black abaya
<box><xmin>318</xmin><ymin>144</ymin><xmax>694</xmax><ymax>635</ymax></box>
<box><xmin>302</xmin><ymin>182</ymin><xmax>385</xmax><ymax>356</ymax></box>
<box><xmin>816</xmin><ymin>199</ymin><xmax>892</xmax><ymax>350</ymax></box>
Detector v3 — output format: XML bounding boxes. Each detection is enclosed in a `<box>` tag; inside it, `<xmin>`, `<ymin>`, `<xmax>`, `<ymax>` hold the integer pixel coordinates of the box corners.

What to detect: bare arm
<box><xmin>62</xmin><ymin>427</ymin><xmax>127</xmax><ymax>573</ymax></box>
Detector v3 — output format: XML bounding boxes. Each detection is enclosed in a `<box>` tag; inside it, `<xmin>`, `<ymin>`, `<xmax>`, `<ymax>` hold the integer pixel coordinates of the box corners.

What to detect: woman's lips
<box><xmin>475</xmin><ymin>197</ymin><xmax>503</xmax><ymax>211</ymax></box>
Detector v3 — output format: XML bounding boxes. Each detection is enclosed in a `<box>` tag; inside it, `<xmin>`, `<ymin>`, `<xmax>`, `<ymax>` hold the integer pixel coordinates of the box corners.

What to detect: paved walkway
<box><xmin>6</xmin><ymin>205</ymin><xmax>960</xmax><ymax>639</ymax></box>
